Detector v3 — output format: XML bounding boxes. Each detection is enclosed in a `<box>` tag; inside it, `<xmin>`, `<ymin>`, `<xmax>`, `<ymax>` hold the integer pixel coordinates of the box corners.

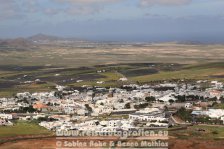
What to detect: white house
<box><xmin>0</xmin><ymin>119</ymin><xmax>13</xmax><ymax>126</ymax></box>
<box><xmin>146</xmin><ymin>122</ymin><xmax>168</xmax><ymax>127</ymax></box>
<box><xmin>119</xmin><ymin>78</ymin><xmax>128</xmax><ymax>81</ymax></box>
<box><xmin>0</xmin><ymin>114</ymin><xmax>13</xmax><ymax>120</ymax></box>
<box><xmin>108</xmin><ymin>120</ymin><xmax>122</xmax><ymax>127</ymax></box>
<box><xmin>64</xmin><ymin>107</ymin><xmax>75</xmax><ymax>114</ymax></box>
<box><xmin>158</xmin><ymin>93</ymin><xmax>177</xmax><ymax>102</ymax></box>
<box><xmin>77</xmin><ymin>109</ymin><xmax>88</xmax><ymax>116</ymax></box>
<box><xmin>129</xmin><ymin>111</ymin><xmax>166</xmax><ymax>122</ymax></box>
<box><xmin>185</xmin><ymin>103</ymin><xmax>193</xmax><ymax>109</ymax></box>
<box><xmin>205</xmin><ymin>109</ymin><xmax>224</xmax><ymax>119</ymax></box>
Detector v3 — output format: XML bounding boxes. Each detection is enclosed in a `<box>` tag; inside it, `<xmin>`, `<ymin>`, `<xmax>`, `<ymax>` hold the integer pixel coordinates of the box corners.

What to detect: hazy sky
<box><xmin>1</xmin><ymin>0</ymin><xmax>224</xmax><ymax>42</ymax></box>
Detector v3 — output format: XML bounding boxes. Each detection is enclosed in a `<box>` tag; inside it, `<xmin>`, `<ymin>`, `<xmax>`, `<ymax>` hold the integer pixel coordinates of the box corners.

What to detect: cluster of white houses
<box><xmin>0</xmin><ymin>80</ymin><xmax>224</xmax><ymax>129</ymax></box>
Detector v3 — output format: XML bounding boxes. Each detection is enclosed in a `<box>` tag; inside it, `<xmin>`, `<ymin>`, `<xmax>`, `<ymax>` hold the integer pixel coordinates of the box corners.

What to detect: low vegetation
<box><xmin>0</xmin><ymin>121</ymin><xmax>53</xmax><ymax>138</ymax></box>
<box><xmin>169</xmin><ymin>125</ymin><xmax>224</xmax><ymax>140</ymax></box>
<box><xmin>0</xmin><ymin>62</ymin><xmax>224</xmax><ymax>97</ymax></box>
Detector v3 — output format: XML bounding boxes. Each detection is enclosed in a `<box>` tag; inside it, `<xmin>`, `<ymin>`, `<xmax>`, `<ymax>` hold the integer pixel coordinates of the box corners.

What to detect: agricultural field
<box><xmin>0</xmin><ymin>61</ymin><xmax>224</xmax><ymax>97</ymax></box>
<box><xmin>168</xmin><ymin>125</ymin><xmax>224</xmax><ymax>149</ymax></box>
<box><xmin>169</xmin><ymin>125</ymin><xmax>224</xmax><ymax>140</ymax></box>
<box><xmin>0</xmin><ymin>42</ymin><xmax>224</xmax><ymax>96</ymax></box>
<box><xmin>0</xmin><ymin>121</ymin><xmax>53</xmax><ymax>138</ymax></box>
<box><xmin>0</xmin><ymin>43</ymin><xmax>224</xmax><ymax>67</ymax></box>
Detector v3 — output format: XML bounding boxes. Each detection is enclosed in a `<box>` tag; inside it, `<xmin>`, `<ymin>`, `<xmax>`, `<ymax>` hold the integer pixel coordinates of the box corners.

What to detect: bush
<box><xmin>145</xmin><ymin>96</ymin><xmax>156</xmax><ymax>103</ymax></box>
<box><xmin>134</xmin><ymin>103</ymin><xmax>149</xmax><ymax>109</ymax></box>
<box><xmin>125</xmin><ymin>103</ymin><xmax>131</xmax><ymax>109</ymax></box>
<box><xmin>175</xmin><ymin>107</ymin><xmax>192</xmax><ymax>122</ymax></box>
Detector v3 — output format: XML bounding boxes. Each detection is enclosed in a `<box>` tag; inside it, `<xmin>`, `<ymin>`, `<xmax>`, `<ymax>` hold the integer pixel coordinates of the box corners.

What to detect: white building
<box><xmin>129</xmin><ymin>111</ymin><xmax>166</xmax><ymax>122</ymax></box>
<box><xmin>0</xmin><ymin>119</ymin><xmax>13</xmax><ymax>126</ymax></box>
<box><xmin>108</xmin><ymin>120</ymin><xmax>122</xmax><ymax>127</ymax></box>
<box><xmin>0</xmin><ymin>114</ymin><xmax>13</xmax><ymax>120</ymax></box>
<box><xmin>205</xmin><ymin>109</ymin><xmax>224</xmax><ymax>119</ymax></box>
<box><xmin>158</xmin><ymin>93</ymin><xmax>177</xmax><ymax>102</ymax></box>
<box><xmin>119</xmin><ymin>78</ymin><xmax>128</xmax><ymax>81</ymax></box>
<box><xmin>185</xmin><ymin>103</ymin><xmax>193</xmax><ymax>109</ymax></box>
<box><xmin>77</xmin><ymin>109</ymin><xmax>89</xmax><ymax>116</ymax></box>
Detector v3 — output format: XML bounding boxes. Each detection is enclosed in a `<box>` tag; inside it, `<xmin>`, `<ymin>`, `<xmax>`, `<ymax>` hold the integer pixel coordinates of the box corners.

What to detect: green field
<box><xmin>0</xmin><ymin>121</ymin><xmax>53</xmax><ymax>138</ymax></box>
<box><xmin>132</xmin><ymin>66</ymin><xmax>224</xmax><ymax>82</ymax></box>
<box><xmin>169</xmin><ymin>125</ymin><xmax>224</xmax><ymax>140</ymax></box>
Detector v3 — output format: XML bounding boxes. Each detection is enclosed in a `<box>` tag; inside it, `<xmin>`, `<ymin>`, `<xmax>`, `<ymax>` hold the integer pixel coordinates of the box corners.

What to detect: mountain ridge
<box><xmin>0</xmin><ymin>34</ymin><xmax>88</xmax><ymax>49</ymax></box>
<box><xmin>28</xmin><ymin>33</ymin><xmax>87</xmax><ymax>43</ymax></box>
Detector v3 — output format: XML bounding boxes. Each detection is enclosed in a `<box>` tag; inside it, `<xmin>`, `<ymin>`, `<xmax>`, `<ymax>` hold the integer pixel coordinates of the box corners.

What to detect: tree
<box><xmin>159</xmin><ymin>100</ymin><xmax>164</xmax><ymax>103</ymax></box>
<box><xmin>145</xmin><ymin>96</ymin><xmax>156</xmax><ymax>103</ymax></box>
<box><xmin>134</xmin><ymin>103</ymin><xmax>149</xmax><ymax>109</ymax></box>
<box><xmin>212</xmin><ymin>131</ymin><xmax>218</xmax><ymax>135</ymax></box>
<box><xmin>118</xmin><ymin>99</ymin><xmax>124</xmax><ymax>103</ymax></box>
<box><xmin>37</xmin><ymin>117</ymin><xmax>48</xmax><ymax>122</ymax></box>
<box><xmin>219</xmin><ymin>96</ymin><xmax>224</xmax><ymax>103</ymax></box>
<box><xmin>85</xmin><ymin>104</ymin><xmax>93</xmax><ymax>113</ymax></box>
<box><xmin>22</xmin><ymin>106</ymin><xmax>37</xmax><ymax>113</ymax></box>
<box><xmin>208</xmin><ymin>97</ymin><xmax>217</xmax><ymax>101</ymax></box>
<box><xmin>54</xmin><ymin>103</ymin><xmax>60</xmax><ymax>106</ymax></box>
<box><xmin>175</xmin><ymin>95</ymin><xmax>186</xmax><ymax>102</ymax></box>
<box><xmin>175</xmin><ymin>107</ymin><xmax>192</xmax><ymax>122</ymax></box>
<box><xmin>212</xmin><ymin>102</ymin><xmax>218</xmax><ymax>107</ymax></box>
<box><xmin>95</xmin><ymin>121</ymin><xmax>100</xmax><ymax>125</ymax></box>
<box><xmin>47</xmin><ymin>102</ymin><xmax>53</xmax><ymax>106</ymax></box>
<box><xmin>125</xmin><ymin>103</ymin><xmax>131</xmax><ymax>109</ymax></box>
<box><xmin>169</xmin><ymin>99</ymin><xmax>175</xmax><ymax>104</ymax></box>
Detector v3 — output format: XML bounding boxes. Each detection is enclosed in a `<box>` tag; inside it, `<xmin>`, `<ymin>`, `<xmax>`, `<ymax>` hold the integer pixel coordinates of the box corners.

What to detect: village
<box><xmin>1</xmin><ymin>79</ymin><xmax>224</xmax><ymax>138</ymax></box>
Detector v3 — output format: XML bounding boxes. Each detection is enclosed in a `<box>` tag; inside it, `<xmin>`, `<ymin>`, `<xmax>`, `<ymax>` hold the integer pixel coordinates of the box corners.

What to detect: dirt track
<box><xmin>1</xmin><ymin>138</ymin><xmax>224</xmax><ymax>149</ymax></box>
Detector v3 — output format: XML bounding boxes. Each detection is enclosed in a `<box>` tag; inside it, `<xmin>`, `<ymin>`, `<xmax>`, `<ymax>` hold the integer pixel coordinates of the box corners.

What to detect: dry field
<box><xmin>0</xmin><ymin>43</ymin><xmax>224</xmax><ymax>97</ymax></box>
<box><xmin>1</xmin><ymin>43</ymin><xmax>224</xmax><ymax>67</ymax></box>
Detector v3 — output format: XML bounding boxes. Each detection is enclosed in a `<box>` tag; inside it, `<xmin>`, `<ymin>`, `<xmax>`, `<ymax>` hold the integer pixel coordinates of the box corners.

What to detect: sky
<box><xmin>0</xmin><ymin>0</ymin><xmax>224</xmax><ymax>42</ymax></box>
